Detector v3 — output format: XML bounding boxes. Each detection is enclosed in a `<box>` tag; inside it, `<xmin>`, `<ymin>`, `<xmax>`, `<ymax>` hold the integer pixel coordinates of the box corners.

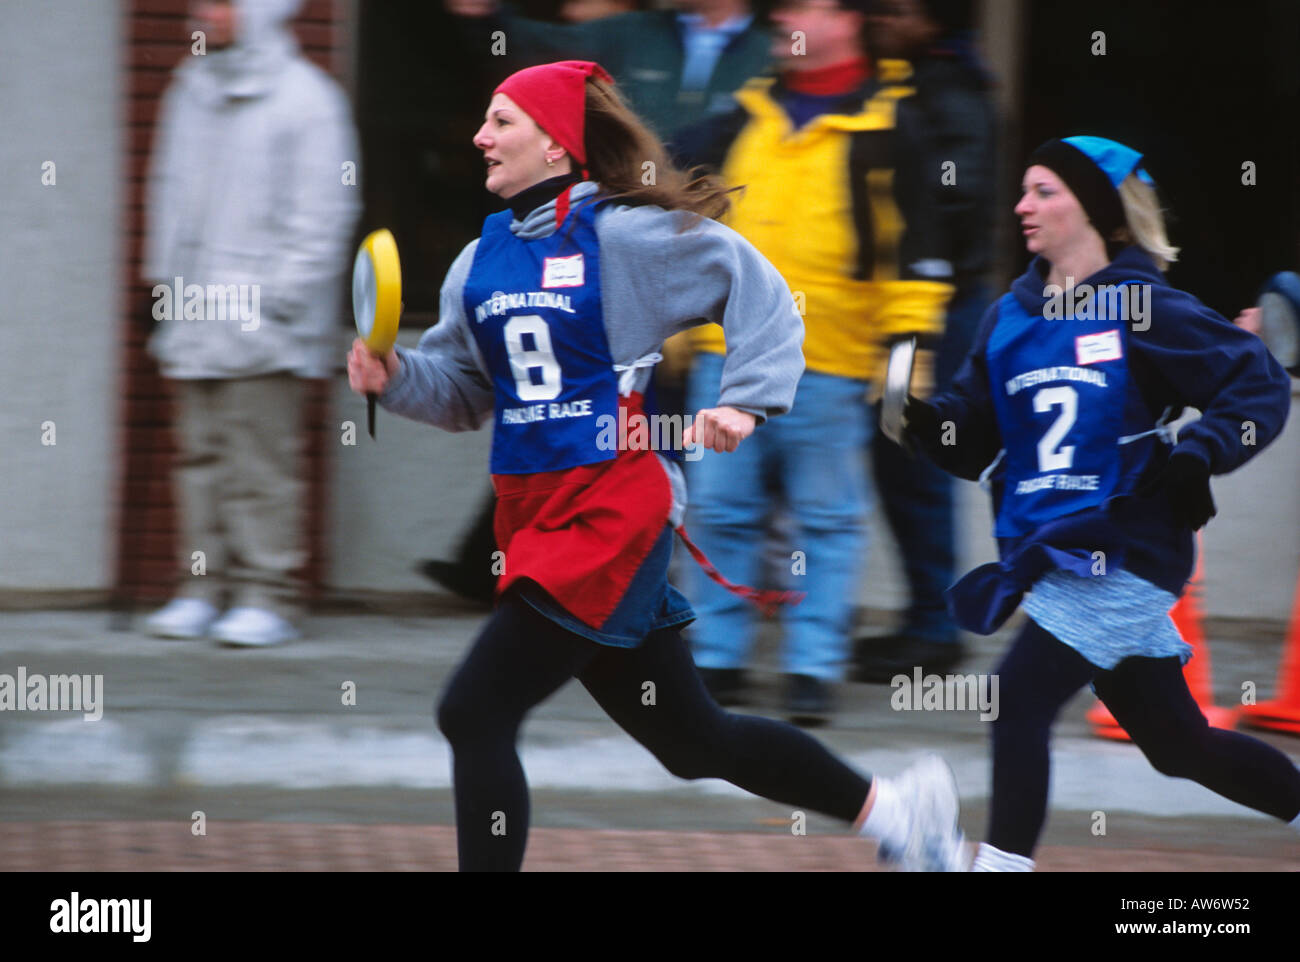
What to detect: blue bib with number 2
<box><xmin>986</xmin><ymin>286</ymin><xmax>1136</xmax><ymax>538</ymax></box>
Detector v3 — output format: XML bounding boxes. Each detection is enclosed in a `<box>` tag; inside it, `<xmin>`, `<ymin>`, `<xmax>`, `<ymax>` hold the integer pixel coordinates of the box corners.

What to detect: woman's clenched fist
<box><xmin>684</xmin><ymin>406</ymin><xmax>757</xmax><ymax>453</ymax></box>
<box><xmin>348</xmin><ymin>338</ymin><xmax>399</xmax><ymax>395</ymax></box>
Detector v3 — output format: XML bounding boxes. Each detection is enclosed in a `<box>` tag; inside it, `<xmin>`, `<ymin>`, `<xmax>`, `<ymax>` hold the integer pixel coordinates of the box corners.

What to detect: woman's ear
<box><xmin>546</xmin><ymin>145</ymin><xmax>572</xmax><ymax>171</ymax></box>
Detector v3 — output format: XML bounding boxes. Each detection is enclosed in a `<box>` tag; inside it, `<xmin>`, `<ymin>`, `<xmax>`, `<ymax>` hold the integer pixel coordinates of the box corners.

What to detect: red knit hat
<box><xmin>494</xmin><ymin>60</ymin><xmax>613</xmax><ymax>168</ymax></box>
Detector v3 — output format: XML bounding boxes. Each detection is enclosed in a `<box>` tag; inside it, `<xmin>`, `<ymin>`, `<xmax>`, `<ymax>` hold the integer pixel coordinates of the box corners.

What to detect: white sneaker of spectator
<box><xmin>145</xmin><ymin>597</ymin><xmax>220</xmax><ymax>640</ymax></box>
<box><xmin>211</xmin><ymin>607</ymin><xmax>300</xmax><ymax>648</ymax></box>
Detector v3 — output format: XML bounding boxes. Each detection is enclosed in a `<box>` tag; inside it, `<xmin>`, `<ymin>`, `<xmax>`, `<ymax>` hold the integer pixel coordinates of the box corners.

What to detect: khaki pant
<box><xmin>170</xmin><ymin>374</ymin><xmax>307</xmax><ymax>619</ymax></box>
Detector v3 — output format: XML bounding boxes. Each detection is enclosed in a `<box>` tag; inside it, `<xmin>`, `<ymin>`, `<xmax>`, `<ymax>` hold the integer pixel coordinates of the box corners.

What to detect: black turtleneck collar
<box><xmin>504</xmin><ymin>171</ymin><xmax>585</xmax><ymax>221</ymax></box>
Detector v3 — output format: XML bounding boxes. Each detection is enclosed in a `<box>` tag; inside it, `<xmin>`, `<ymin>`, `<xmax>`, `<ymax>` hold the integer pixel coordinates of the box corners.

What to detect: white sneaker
<box><xmin>878</xmin><ymin>754</ymin><xmax>968</xmax><ymax>872</ymax></box>
<box><xmin>145</xmin><ymin>598</ymin><xmax>220</xmax><ymax>640</ymax></box>
<box><xmin>210</xmin><ymin>607</ymin><xmax>300</xmax><ymax>648</ymax></box>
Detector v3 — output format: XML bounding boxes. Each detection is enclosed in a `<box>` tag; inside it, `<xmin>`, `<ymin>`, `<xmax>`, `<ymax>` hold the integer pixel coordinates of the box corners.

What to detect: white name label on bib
<box><xmin>542</xmin><ymin>253</ymin><xmax>584</xmax><ymax>289</ymax></box>
<box><xmin>1075</xmin><ymin>329</ymin><xmax>1122</xmax><ymax>365</ymax></box>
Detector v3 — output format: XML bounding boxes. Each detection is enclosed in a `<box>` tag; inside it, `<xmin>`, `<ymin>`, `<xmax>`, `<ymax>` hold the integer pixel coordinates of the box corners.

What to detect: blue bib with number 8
<box><xmin>986</xmin><ymin>286</ymin><xmax>1137</xmax><ymax>538</ymax></box>
<box><xmin>464</xmin><ymin>196</ymin><xmax>619</xmax><ymax>475</ymax></box>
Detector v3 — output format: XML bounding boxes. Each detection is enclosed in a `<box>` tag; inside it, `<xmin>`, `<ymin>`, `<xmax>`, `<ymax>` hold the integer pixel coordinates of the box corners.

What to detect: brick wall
<box><xmin>116</xmin><ymin>0</ymin><xmax>350</xmax><ymax>606</ymax></box>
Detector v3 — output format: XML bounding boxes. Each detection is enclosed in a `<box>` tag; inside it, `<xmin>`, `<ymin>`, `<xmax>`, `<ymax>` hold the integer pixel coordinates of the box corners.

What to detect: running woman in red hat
<box><xmin>348</xmin><ymin>60</ymin><xmax>965</xmax><ymax>872</ymax></box>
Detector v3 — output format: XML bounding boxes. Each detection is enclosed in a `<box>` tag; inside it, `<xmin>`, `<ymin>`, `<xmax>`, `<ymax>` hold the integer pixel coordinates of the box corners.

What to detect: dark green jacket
<box><xmin>484</xmin><ymin>8</ymin><xmax>771</xmax><ymax>142</ymax></box>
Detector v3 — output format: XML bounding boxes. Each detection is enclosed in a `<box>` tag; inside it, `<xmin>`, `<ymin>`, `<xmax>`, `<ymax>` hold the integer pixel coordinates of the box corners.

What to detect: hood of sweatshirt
<box><xmin>182</xmin><ymin>0</ymin><xmax>304</xmax><ymax>103</ymax></box>
<box><xmin>508</xmin><ymin>180</ymin><xmax>604</xmax><ymax>241</ymax></box>
<box><xmin>1009</xmin><ymin>245</ymin><xmax>1168</xmax><ymax>317</ymax></box>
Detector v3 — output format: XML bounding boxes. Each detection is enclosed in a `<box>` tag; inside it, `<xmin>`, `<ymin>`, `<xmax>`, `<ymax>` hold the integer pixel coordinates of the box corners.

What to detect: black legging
<box><xmin>437</xmin><ymin>591</ymin><xmax>873</xmax><ymax>871</ymax></box>
<box><xmin>989</xmin><ymin>618</ymin><xmax>1300</xmax><ymax>857</ymax></box>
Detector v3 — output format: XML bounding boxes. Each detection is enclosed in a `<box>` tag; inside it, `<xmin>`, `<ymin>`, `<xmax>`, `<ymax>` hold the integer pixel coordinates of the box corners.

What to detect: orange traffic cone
<box><xmin>1085</xmin><ymin>700</ymin><xmax>1131</xmax><ymax>741</ymax></box>
<box><xmin>1239</xmin><ymin>568</ymin><xmax>1300</xmax><ymax>736</ymax></box>
<box><xmin>1087</xmin><ymin>537</ymin><xmax>1236</xmax><ymax>740</ymax></box>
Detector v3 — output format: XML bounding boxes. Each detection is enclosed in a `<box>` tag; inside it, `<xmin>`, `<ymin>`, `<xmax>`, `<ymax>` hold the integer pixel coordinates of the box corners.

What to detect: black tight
<box><xmin>437</xmin><ymin>593</ymin><xmax>873</xmax><ymax>870</ymax></box>
<box><xmin>988</xmin><ymin>618</ymin><xmax>1300</xmax><ymax>857</ymax></box>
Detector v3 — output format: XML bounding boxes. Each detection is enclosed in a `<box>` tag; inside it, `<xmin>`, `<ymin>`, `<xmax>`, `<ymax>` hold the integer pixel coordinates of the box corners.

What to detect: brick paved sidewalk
<box><xmin>2</xmin><ymin>822</ymin><xmax>1294</xmax><ymax>871</ymax></box>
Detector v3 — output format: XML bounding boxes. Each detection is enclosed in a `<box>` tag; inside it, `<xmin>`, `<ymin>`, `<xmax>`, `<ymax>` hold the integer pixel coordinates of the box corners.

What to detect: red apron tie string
<box><xmin>673</xmin><ymin>524</ymin><xmax>806</xmax><ymax>618</ymax></box>
<box><xmin>555</xmin><ymin>185</ymin><xmax>571</xmax><ymax>230</ymax></box>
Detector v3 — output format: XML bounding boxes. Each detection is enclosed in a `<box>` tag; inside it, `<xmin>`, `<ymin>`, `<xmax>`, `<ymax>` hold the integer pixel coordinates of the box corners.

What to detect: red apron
<box><xmin>492</xmin><ymin>395</ymin><xmax>805</xmax><ymax>634</ymax></box>
<box><xmin>492</xmin><ymin>398</ymin><xmax>672</xmax><ymax>631</ymax></box>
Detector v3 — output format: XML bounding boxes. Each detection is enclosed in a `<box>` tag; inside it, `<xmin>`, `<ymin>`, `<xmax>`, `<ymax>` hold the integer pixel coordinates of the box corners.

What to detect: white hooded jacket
<box><xmin>144</xmin><ymin>0</ymin><xmax>360</xmax><ymax>378</ymax></box>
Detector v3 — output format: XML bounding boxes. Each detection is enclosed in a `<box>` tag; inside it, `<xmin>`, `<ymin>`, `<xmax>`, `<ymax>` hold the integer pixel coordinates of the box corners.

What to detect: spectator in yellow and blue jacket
<box><xmin>673</xmin><ymin>0</ymin><xmax>954</xmax><ymax>723</ymax></box>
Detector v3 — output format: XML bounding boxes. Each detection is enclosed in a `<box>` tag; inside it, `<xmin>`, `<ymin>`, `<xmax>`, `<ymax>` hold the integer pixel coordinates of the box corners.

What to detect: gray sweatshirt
<box><xmin>144</xmin><ymin>0</ymin><xmax>360</xmax><ymax>379</ymax></box>
<box><xmin>379</xmin><ymin>180</ymin><xmax>805</xmax><ymax>519</ymax></box>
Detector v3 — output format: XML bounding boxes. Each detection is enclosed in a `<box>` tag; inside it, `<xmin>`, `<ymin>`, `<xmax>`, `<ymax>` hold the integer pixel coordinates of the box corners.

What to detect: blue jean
<box><xmin>869</xmin><ymin>282</ymin><xmax>991</xmax><ymax>645</ymax></box>
<box><xmin>684</xmin><ymin>352</ymin><xmax>872</xmax><ymax>680</ymax></box>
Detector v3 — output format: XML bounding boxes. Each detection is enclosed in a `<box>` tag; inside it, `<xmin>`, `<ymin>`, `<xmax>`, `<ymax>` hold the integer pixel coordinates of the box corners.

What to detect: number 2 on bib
<box><xmin>1034</xmin><ymin>386</ymin><xmax>1077</xmax><ymax>471</ymax></box>
<box><xmin>504</xmin><ymin>314</ymin><xmax>562</xmax><ymax>401</ymax></box>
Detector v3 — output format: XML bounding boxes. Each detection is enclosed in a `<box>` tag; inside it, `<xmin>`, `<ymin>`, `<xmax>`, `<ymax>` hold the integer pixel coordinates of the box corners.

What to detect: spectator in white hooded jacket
<box><xmin>142</xmin><ymin>0</ymin><xmax>360</xmax><ymax>646</ymax></box>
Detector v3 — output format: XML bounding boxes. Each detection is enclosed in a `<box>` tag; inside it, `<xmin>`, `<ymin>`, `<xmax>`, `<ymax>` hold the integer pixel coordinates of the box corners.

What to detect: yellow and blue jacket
<box><xmin>674</xmin><ymin>66</ymin><xmax>954</xmax><ymax>381</ymax></box>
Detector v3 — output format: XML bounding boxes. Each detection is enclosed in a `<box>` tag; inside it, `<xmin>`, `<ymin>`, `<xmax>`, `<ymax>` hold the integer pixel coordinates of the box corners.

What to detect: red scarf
<box><xmin>784</xmin><ymin>57</ymin><xmax>871</xmax><ymax>96</ymax></box>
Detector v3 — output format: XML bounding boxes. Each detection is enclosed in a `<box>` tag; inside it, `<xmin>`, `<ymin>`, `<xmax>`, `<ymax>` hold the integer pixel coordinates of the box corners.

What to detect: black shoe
<box><xmin>785</xmin><ymin>674</ymin><xmax>832</xmax><ymax>727</ymax></box>
<box><xmin>852</xmin><ymin>632</ymin><xmax>907</xmax><ymax>667</ymax></box>
<box><xmin>852</xmin><ymin>635</ymin><xmax>967</xmax><ymax>684</ymax></box>
<box><xmin>417</xmin><ymin>560</ymin><xmax>496</xmax><ymax>606</ymax></box>
<box><xmin>698</xmin><ymin>667</ymin><xmax>749</xmax><ymax>707</ymax></box>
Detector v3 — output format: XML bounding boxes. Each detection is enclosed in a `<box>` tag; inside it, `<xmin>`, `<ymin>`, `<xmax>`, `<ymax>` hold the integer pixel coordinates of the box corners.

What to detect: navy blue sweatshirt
<box><xmin>925</xmin><ymin>246</ymin><xmax>1292</xmax><ymax>608</ymax></box>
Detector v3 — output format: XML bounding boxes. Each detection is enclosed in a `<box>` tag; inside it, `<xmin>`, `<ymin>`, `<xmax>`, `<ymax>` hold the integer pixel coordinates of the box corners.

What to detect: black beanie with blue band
<box><xmin>1027</xmin><ymin>136</ymin><xmax>1155</xmax><ymax>239</ymax></box>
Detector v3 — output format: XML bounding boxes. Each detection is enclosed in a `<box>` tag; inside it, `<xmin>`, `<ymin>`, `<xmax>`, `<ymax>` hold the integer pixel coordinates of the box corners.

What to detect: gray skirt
<box><xmin>1021</xmin><ymin>567</ymin><xmax>1193</xmax><ymax>670</ymax></box>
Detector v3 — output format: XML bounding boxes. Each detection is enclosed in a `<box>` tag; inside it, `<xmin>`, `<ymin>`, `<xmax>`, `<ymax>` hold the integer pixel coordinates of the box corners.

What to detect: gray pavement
<box><xmin>1</xmin><ymin>605</ymin><xmax>1299</xmax><ymax>866</ymax></box>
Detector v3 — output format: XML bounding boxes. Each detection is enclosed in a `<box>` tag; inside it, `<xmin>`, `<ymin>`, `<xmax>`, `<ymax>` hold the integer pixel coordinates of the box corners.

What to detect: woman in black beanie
<box><xmin>903</xmin><ymin>136</ymin><xmax>1300</xmax><ymax>870</ymax></box>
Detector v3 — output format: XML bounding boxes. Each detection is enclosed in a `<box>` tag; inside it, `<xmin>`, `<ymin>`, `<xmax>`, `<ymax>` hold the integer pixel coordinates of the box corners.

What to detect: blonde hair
<box><xmin>1113</xmin><ymin>173</ymin><xmax>1180</xmax><ymax>271</ymax></box>
<box><xmin>579</xmin><ymin>77</ymin><xmax>737</xmax><ymax>223</ymax></box>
